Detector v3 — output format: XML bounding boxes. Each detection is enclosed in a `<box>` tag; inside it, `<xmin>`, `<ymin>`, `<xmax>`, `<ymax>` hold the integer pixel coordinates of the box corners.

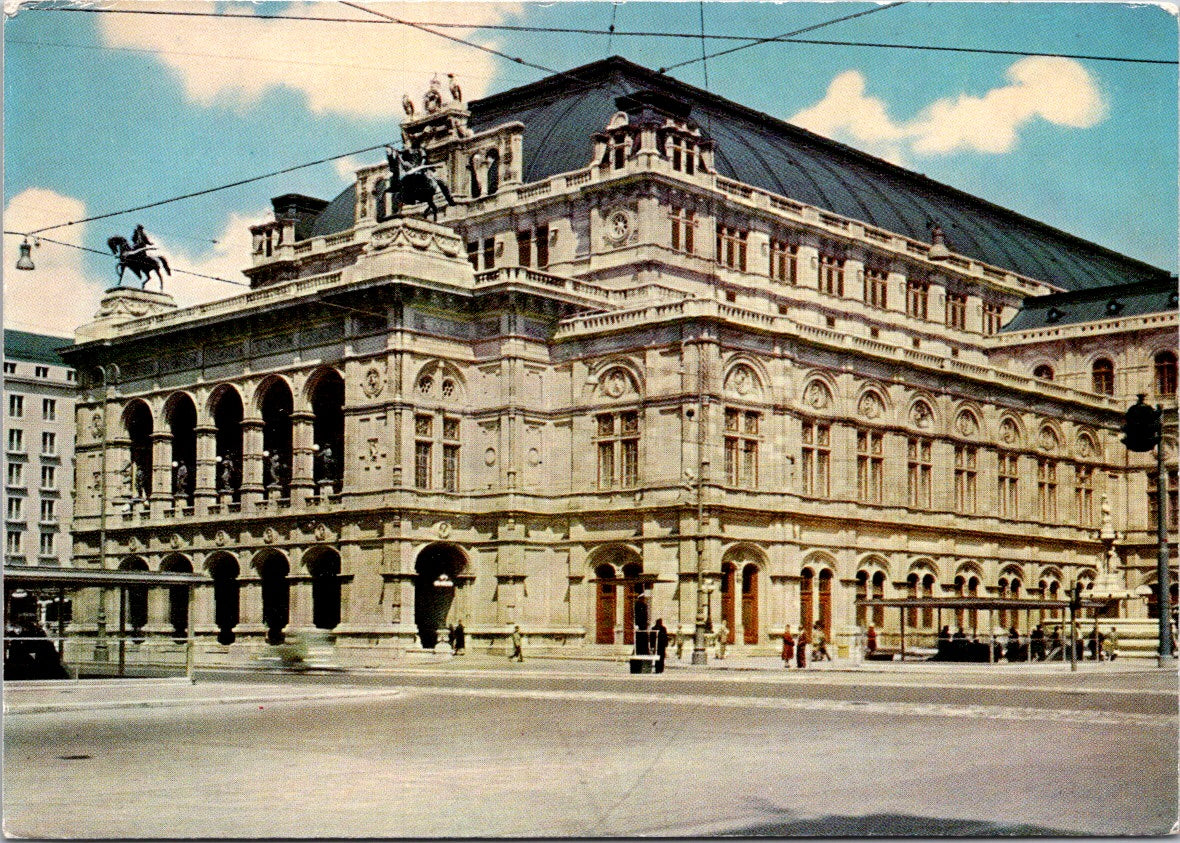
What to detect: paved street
<box><xmin>4</xmin><ymin>659</ymin><xmax>1177</xmax><ymax>837</ymax></box>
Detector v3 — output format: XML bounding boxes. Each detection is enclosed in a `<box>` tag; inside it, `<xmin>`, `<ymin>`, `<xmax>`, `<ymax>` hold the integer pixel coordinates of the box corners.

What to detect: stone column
<box><xmin>240</xmin><ymin>419</ymin><xmax>265</xmax><ymax>506</ymax></box>
<box><xmin>194</xmin><ymin>425</ymin><xmax>218</xmax><ymax>512</ymax></box>
<box><xmin>290</xmin><ymin>411</ymin><xmax>315</xmax><ymax>504</ymax></box>
<box><xmin>150</xmin><ymin>431</ymin><xmax>173</xmax><ymax>516</ymax></box>
<box><xmin>106</xmin><ymin>437</ymin><xmax>132</xmax><ymax>516</ymax></box>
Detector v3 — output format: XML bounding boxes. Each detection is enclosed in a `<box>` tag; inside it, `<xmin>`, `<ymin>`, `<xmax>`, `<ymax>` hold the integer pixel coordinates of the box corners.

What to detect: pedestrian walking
<box><xmin>866</xmin><ymin>625</ymin><xmax>877</xmax><ymax>656</ymax></box>
<box><xmin>1103</xmin><ymin>627</ymin><xmax>1118</xmax><ymax>661</ymax></box>
<box><xmin>453</xmin><ymin>621</ymin><xmax>465</xmax><ymax>655</ymax></box>
<box><xmin>447</xmin><ymin>624</ymin><xmax>456</xmax><ymax>652</ymax></box>
<box><xmin>716</xmin><ymin>618</ymin><xmax>728</xmax><ymax>660</ymax></box>
<box><xmin>654</xmin><ymin>618</ymin><xmax>669</xmax><ymax>673</ymax></box>
<box><xmin>812</xmin><ymin>622</ymin><xmax>831</xmax><ymax>661</ymax></box>
<box><xmin>509</xmin><ymin>624</ymin><xmax>524</xmax><ymax>662</ymax></box>
<box><xmin>675</xmin><ymin>629</ymin><xmax>685</xmax><ymax>660</ymax></box>
<box><xmin>781</xmin><ymin>625</ymin><xmax>795</xmax><ymax>668</ymax></box>
<box><xmin>796</xmin><ymin>631</ymin><xmax>808</xmax><ymax>668</ymax></box>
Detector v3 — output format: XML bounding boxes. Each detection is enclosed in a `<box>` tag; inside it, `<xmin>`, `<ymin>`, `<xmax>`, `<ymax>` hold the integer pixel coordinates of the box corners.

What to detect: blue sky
<box><xmin>4</xmin><ymin>1</ymin><xmax>1177</xmax><ymax>335</ymax></box>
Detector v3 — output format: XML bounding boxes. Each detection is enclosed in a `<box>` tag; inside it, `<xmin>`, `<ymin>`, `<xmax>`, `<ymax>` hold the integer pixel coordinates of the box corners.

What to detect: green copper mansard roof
<box><xmin>312</xmin><ymin>57</ymin><xmax>1171</xmax><ymax>292</ymax></box>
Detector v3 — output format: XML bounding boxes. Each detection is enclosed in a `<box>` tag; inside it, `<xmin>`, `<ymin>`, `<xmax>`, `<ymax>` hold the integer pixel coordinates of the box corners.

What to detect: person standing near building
<box><xmin>509</xmin><ymin>624</ymin><xmax>523</xmax><ymax>662</ymax></box>
<box><xmin>866</xmin><ymin>625</ymin><xmax>878</xmax><ymax>657</ymax></box>
<box><xmin>781</xmin><ymin>625</ymin><xmax>795</xmax><ymax>668</ymax></box>
<box><xmin>812</xmin><ymin>622</ymin><xmax>831</xmax><ymax>662</ymax></box>
<box><xmin>453</xmin><ymin>621</ymin><xmax>466</xmax><ymax>655</ymax></box>
<box><xmin>1103</xmin><ymin>627</ymin><xmax>1118</xmax><ymax>661</ymax></box>
<box><xmin>653</xmin><ymin>619</ymin><xmax>668</xmax><ymax>673</ymax></box>
<box><xmin>715</xmin><ymin>618</ymin><xmax>728</xmax><ymax>660</ymax></box>
<box><xmin>796</xmin><ymin>629</ymin><xmax>808</xmax><ymax>668</ymax></box>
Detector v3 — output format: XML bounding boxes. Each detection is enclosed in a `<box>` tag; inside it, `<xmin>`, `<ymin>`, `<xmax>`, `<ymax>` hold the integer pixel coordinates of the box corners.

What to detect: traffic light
<box><xmin>1121</xmin><ymin>394</ymin><xmax>1161</xmax><ymax>453</ymax></box>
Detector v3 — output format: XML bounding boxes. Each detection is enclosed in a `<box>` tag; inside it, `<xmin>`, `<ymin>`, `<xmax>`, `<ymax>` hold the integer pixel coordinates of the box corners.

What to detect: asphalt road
<box><xmin>5</xmin><ymin>666</ymin><xmax>1176</xmax><ymax>838</ymax></box>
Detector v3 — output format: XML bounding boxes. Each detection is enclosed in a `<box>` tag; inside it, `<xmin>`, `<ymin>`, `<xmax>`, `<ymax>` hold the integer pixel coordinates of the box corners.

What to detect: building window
<box><xmin>1156</xmin><ymin>351</ymin><xmax>1177</xmax><ymax>397</ymax></box>
<box><xmin>1091</xmin><ymin>358</ymin><xmax>1114</xmax><ymax>395</ymax></box>
<box><xmin>41</xmin><ymin>431</ymin><xmax>56</xmax><ymax>456</ymax></box>
<box><xmin>516</xmin><ymin>225</ymin><xmax>549</xmax><ymax>269</ymax></box>
<box><xmin>907</xmin><ymin>437</ymin><xmax>932</xmax><ymax>509</ymax></box>
<box><xmin>724</xmin><ymin>409</ymin><xmax>760</xmax><ymax>489</ymax></box>
<box><xmin>982</xmin><ymin>302</ymin><xmax>1004</xmax><ymax>335</ymax></box>
<box><xmin>818</xmin><ymin>254</ymin><xmax>845</xmax><ymax>297</ymax></box>
<box><xmin>8</xmin><ymin>394</ymin><xmax>23</xmax><ymax>418</ymax></box>
<box><xmin>442</xmin><ymin>417</ymin><xmax>460</xmax><ymax>493</ymax></box>
<box><xmin>906</xmin><ymin>279</ymin><xmax>929</xmax><ymax>320</ymax></box>
<box><xmin>1033</xmin><ymin>364</ymin><xmax>1054</xmax><ymax>381</ymax></box>
<box><xmin>41</xmin><ymin>398</ymin><xmax>56</xmax><ymax>421</ymax></box>
<box><xmin>1147</xmin><ymin>468</ymin><xmax>1179</xmax><ymax>531</ymax></box>
<box><xmin>3</xmin><ymin>362</ymin><xmax>15</xmax><ymax>374</ymax></box>
<box><xmin>7</xmin><ymin>428</ymin><xmax>23</xmax><ymax>453</ymax></box>
<box><xmin>41</xmin><ymin>464</ymin><xmax>55</xmax><ymax>489</ymax></box>
<box><xmin>34</xmin><ymin>366</ymin><xmax>48</xmax><ymax>378</ymax></box>
<box><xmin>800</xmin><ymin>420</ymin><xmax>830</xmax><ymax>497</ymax></box>
<box><xmin>670</xmin><ymin>207</ymin><xmax>696</xmax><ymax>254</ymax></box>
<box><xmin>954</xmin><ymin>445</ymin><xmax>977</xmax><ymax>513</ymax></box>
<box><xmin>414</xmin><ymin>414</ymin><xmax>433</xmax><ymax>489</ymax></box>
<box><xmin>7</xmin><ymin>531</ymin><xmax>21</xmax><ymax>555</ymax></box>
<box><xmin>856</xmin><ymin>429</ymin><xmax>883</xmax><ymax>503</ymax></box>
<box><xmin>7</xmin><ymin>497</ymin><xmax>23</xmax><ymax>520</ymax></box>
<box><xmin>998</xmin><ymin>452</ymin><xmax>1019</xmax><ymax>517</ymax></box>
<box><xmin>946</xmin><ymin>292</ymin><xmax>967</xmax><ymax>330</ymax></box>
<box><xmin>865</xmin><ymin>268</ymin><xmax>888</xmax><ymax>309</ymax></box>
<box><xmin>7</xmin><ymin>463</ymin><xmax>23</xmax><ymax>486</ymax></box>
<box><xmin>596</xmin><ymin>411</ymin><xmax>640</xmax><ymax>489</ymax></box>
<box><xmin>667</xmin><ymin>135</ymin><xmax>696</xmax><ymax>173</ymax></box>
<box><xmin>466</xmin><ymin>237</ymin><xmax>496</xmax><ymax>271</ymax></box>
<box><xmin>715</xmin><ymin>224</ymin><xmax>748</xmax><ymax>271</ymax></box>
<box><xmin>1075</xmin><ymin>465</ymin><xmax>1094</xmax><ymax>525</ymax></box>
<box><xmin>769</xmin><ymin>239</ymin><xmax>797</xmax><ymax>284</ymax></box>
<box><xmin>39</xmin><ymin>532</ymin><xmax>54</xmax><ymax>557</ymax></box>
<box><xmin>40</xmin><ymin>499</ymin><xmax>56</xmax><ymax>524</ymax></box>
<box><xmin>1037</xmin><ymin>459</ymin><xmax>1058</xmax><ymax>521</ymax></box>
<box><xmin>66</xmin><ymin>370</ymin><xmax>77</xmax><ymax>382</ymax></box>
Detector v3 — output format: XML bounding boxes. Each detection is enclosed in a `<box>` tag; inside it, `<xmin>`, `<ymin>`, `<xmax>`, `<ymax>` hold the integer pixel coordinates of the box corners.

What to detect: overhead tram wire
<box><xmin>2</xmin><ymin>230</ymin><xmax>250</xmax><ymax>287</ymax></box>
<box><xmin>661</xmin><ymin>2</ymin><xmax>907</xmax><ymax>72</ymax></box>
<box><xmin>24</xmin><ymin>142</ymin><xmax>390</xmax><ymax>236</ymax></box>
<box><xmin>32</xmin><ymin>7</ymin><xmax>1177</xmax><ymax>66</ymax></box>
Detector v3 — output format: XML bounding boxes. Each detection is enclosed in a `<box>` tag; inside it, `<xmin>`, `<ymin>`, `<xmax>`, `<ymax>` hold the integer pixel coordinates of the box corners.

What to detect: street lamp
<box><xmin>15</xmin><ymin>238</ymin><xmax>35</xmax><ymax>271</ymax></box>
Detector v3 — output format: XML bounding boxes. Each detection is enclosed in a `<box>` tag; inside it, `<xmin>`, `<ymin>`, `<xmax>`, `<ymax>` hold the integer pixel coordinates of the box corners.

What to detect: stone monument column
<box><xmin>289</xmin><ymin>411</ymin><xmax>315</xmax><ymax>504</ymax></box>
<box><xmin>193</xmin><ymin>425</ymin><xmax>218</xmax><ymax>511</ymax></box>
<box><xmin>240</xmin><ymin>419</ymin><xmax>265</xmax><ymax>506</ymax></box>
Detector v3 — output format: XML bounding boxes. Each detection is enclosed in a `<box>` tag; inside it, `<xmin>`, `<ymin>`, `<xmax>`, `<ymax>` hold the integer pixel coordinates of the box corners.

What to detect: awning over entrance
<box><xmin>4</xmin><ymin>565</ymin><xmax>207</xmax><ymax>588</ymax></box>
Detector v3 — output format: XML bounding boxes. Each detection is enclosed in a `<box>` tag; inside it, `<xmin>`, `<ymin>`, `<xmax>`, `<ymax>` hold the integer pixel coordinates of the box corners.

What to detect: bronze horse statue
<box><xmin>107</xmin><ymin>235</ymin><xmax>171</xmax><ymax>290</ymax></box>
<box><xmin>375</xmin><ymin>145</ymin><xmax>455</xmax><ymax>223</ymax></box>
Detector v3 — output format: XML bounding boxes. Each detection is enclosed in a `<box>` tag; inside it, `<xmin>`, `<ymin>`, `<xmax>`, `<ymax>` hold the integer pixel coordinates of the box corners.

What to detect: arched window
<box><xmin>259</xmin><ymin>379</ymin><xmax>294</xmax><ymax>498</ymax></box>
<box><xmin>309</xmin><ymin>370</ymin><xmax>345</xmax><ymax>492</ymax></box>
<box><xmin>211</xmin><ymin>387</ymin><xmax>243</xmax><ymax>502</ymax></box>
<box><xmin>1155</xmin><ymin>351</ymin><xmax>1177</xmax><ymax>397</ymax></box>
<box><xmin>1091</xmin><ymin>358</ymin><xmax>1114</xmax><ymax>396</ymax></box>
<box><xmin>166</xmin><ymin>395</ymin><xmax>197</xmax><ymax>504</ymax></box>
<box><xmin>122</xmin><ymin>401</ymin><xmax>153</xmax><ymax>500</ymax></box>
<box><xmin>1033</xmin><ymin>364</ymin><xmax>1054</xmax><ymax>381</ymax></box>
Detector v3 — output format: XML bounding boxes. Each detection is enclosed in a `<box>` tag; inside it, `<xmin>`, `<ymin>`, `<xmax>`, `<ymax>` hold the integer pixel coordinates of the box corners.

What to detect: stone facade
<box><xmin>62</xmin><ymin>60</ymin><xmax>1177</xmax><ymax>664</ymax></box>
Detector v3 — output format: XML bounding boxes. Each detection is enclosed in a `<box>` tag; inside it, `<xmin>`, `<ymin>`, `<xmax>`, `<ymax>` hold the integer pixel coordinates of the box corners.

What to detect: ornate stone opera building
<box><xmin>64</xmin><ymin>58</ymin><xmax>1177</xmax><ymax>662</ymax></box>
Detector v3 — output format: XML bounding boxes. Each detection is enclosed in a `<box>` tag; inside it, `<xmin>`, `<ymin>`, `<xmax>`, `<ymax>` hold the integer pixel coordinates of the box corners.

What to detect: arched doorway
<box><xmin>415</xmin><ymin>543</ymin><xmax>466</xmax><ymax>648</ymax></box>
<box><xmin>817</xmin><ymin>569</ymin><xmax>832</xmax><ymax>635</ymax></box>
<box><xmin>309</xmin><ymin>370</ymin><xmax>345</xmax><ymax>492</ymax></box>
<box><xmin>166</xmin><ymin>394</ymin><xmax>197</xmax><ymax>504</ymax></box>
<box><xmin>871</xmin><ymin>571</ymin><xmax>886</xmax><ymax>627</ymax></box>
<box><xmin>207</xmin><ymin>553</ymin><xmax>240</xmax><ymax>645</ymax></box>
<box><xmin>123</xmin><ymin>401</ymin><xmax>153</xmax><ymax>500</ymax></box>
<box><xmin>211</xmin><ymin>386</ymin><xmax>243</xmax><ymax>501</ymax></box>
<box><xmin>594</xmin><ymin>563</ymin><xmax>618</xmax><ymax>644</ymax></box>
<box><xmin>160</xmin><ymin>554</ymin><xmax>193</xmax><ymax>640</ymax></box>
<box><xmin>256</xmin><ymin>551</ymin><xmax>290</xmax><ymax>645</ymax></box>
<box><xmin>118</xmin><ymin>557</ymin><xmax>149</xmax><ymax>636</ymax></box>
<box><xmin>800</xmin><ymin>568</ymin><xmax>814</xmax><ymax>633</ymax></box>
<box><xmin>305</xmin><ymin>548</ymin><xmax>342</xmax><ymax>630</ymax></box>
<box><xmin>741</xmin><ymin>563</ymin><xmax>758</xmax><ymax>644</ymax></box>
<box><xmin>259</xmin><ymin>378</ymin><xmax>293</xmax><ymax>497</ymax></box>
<box><xmin>590</xmin><ymin>547</ymin><xmax>644</xmax><ymax>646</ymax></box>
<box><xmin>720</xmin><ymin>561</ymin><xmax>736</xmax><ymax>644</ymax></box>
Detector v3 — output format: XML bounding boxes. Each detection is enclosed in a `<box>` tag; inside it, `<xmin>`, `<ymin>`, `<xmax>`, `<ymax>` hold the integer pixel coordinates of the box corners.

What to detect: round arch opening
<box><xmin>414</xmin><ymin>543</ymin><xmax>467</xmax><ymax>649</ymax></box>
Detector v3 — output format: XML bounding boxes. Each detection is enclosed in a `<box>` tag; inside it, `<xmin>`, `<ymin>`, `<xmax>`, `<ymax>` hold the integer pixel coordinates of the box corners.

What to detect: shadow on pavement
<box><xmin>722</xmin><ymin>812</ymin><xmax>1076</xmax><ymax>837</ymax></box>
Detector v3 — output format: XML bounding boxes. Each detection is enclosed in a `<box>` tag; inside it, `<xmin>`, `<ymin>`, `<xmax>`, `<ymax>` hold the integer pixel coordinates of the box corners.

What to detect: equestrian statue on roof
<box><xmin>374</xmin><ymin>143</ymin><xmax>455</xmax><ymax>223</ymax></box>
<box><xmin>107</xmin><ymin>224</ymin><xmax>171</xmax><ymax>290</ymax></box>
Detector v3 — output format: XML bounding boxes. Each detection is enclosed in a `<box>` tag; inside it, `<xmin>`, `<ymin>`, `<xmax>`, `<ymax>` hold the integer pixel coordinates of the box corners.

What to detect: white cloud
<box><xmin>790</xmin><ymin>57</ymin><xmax>1107</xmax><ymax>159</ymax></box>
<box><xmin>3</xmin><ymin>189</ymin><xmax>105</xmax><ymax>336</ymax></box>
<box><xmin>3</xmin><ymin>188</ymin><xmax>260</xmax><ymax>335</ymax></box>
<box><xmin>98</xmin><ymin>1</ymin><xmax>519</xmax><ymax>117</ymax></box>
<box><xmin>334</xmin><ymin>155</ymin><xmax>365</xmax><ymax>183</ymax></box>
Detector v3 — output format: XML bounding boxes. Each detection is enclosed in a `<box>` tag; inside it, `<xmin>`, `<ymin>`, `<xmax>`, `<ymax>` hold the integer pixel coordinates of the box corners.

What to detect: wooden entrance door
<box><xmin>741</xmin><ymin>564</ymin><xmax>758</xmax><ymax>644</ymax></box>
<box><xmin>595</xmin><ymin>565</ymin><xmax>616</xmax><ymax>644</ymax></box>
<box><xmin>721</xmin><ymin>563</ymin><xmax>736</xmax><ymax>644</ymax></box>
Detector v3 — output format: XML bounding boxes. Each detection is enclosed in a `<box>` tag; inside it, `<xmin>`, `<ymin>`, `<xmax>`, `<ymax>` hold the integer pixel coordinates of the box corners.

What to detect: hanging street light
<box><xmin>15</xmin><ymin>238</ymin><xmax>35</xmax><ymax>271</ymax></box>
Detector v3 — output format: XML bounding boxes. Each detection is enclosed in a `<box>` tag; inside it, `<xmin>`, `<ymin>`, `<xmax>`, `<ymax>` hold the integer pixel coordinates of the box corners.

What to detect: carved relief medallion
<box><xmin>169</xmin><ymin>533</ymin><xmax>183</xmax><ymax>550</ymax></box>
<box><xmin>955</xmin><ymin>411</ymin><xmax>978</xmax><ymax>437</ymax></box>
<box><xmin>910</xmin><ymin>402</ymin><xmax>934</xmax><ymax>429</ymax></box>
<box><xmin>605</xmin><ymin>209</ymin><xmax>632</xmax><ymax>246</ymax></box>
<box><xmin>858</xmin><ymin>392</ymin><xmax>884</xmax><ymax>419</ymax></box>
<box><xmin>314</xmin><ymin>522</ymin><xmax>328</xmax><ymax>542</ymax></box>
<box><xmin>804</xmin><ymin>381</ymin><xmax>831</xmax><ymax>410</ymax></box>
<box><xmin>362</xmin><ymin>367</ymin><xmax>384</xmax><ymax>398</ymax></box>
<box><xmin>602</xmin><ymin>368</ymin><xmax>630</xmax><ymax>398</ymax></box>
<box><xmin>1038</xmin><ymin>426</ymin><xmax>1058</xmax><ymax>452</ymax></box>
<box><xmin>1000</xmin><ymin>418</ymin><xmax>1019</xmax><ymax>445</ymax></box>
<box><xmin>214</xmin><ymin>530</ymin><xmax>229</xmax><ymax>547</ymax></box>
<box><xmin>263</xmin><ymin>527</ymin><xmax>277</xmax><ymax>545</ymax></box>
